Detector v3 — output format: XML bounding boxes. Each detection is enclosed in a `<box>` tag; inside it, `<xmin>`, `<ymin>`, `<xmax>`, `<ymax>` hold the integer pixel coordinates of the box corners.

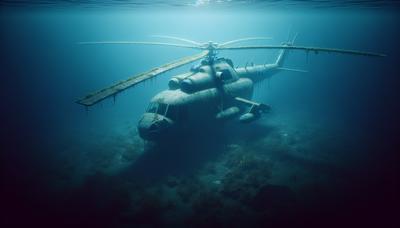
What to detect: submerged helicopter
<box><xmin>77</xmin><ymin>35</ymin><xmax>385</xmax><ymax>141</ymax></box>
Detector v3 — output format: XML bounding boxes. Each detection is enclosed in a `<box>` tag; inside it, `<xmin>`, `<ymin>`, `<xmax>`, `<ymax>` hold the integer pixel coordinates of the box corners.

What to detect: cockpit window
<box><xmin>146</xmin><ymin>102</ymin><xmax>158</xmax><ymax>113</ymax></box>
<box><xmin>146</xmin><ymin>102</ymin><xmax>168</xmax><ymax>115</ymax></box>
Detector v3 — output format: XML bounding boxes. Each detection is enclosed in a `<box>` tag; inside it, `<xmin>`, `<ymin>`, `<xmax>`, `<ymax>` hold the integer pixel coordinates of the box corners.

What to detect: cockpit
<box><xmin>138</xmin><ymin>101</ymin><xmax>180</xmax><ymax>140</ymax></box>
<box><xmin>146</xmin><ymin>102</ymin><xmax>179</xmax><ymax>121</ymax></box>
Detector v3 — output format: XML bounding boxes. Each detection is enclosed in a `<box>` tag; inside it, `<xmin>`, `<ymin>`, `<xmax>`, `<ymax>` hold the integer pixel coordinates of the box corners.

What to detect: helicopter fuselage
<box><xmin>137</xmin><ymin>58</ymin><xmax>275</xmax><ymax>140</ymax></box>
<box><xmin>76</xmin><ymin>36</ymin><xmax>384</xmax><ymax>141</ymax></box>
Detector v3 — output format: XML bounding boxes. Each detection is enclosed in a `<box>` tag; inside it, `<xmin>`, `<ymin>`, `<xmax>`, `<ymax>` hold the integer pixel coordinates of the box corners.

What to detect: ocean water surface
<box><xmin>1</xmin><ymin>1</ymin><xmax>399</xmax><ymax>227</ymax></box>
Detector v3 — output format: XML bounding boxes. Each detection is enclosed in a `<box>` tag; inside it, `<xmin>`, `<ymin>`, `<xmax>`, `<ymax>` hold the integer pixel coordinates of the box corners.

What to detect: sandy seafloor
<box><xmin>1</xmin><ymin>1</ymin><xmax>400</xmax><ymax>228</ymax></box>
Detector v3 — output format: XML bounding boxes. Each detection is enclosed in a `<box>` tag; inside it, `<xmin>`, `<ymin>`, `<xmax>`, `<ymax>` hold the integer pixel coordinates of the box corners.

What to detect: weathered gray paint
<box><xmin>77</xmin><ymin>37</ymin><xmax>385</xmax><ymax>140</ymax></box>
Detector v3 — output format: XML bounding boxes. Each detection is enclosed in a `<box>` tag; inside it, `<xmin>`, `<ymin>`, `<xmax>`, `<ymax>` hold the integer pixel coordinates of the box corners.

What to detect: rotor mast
<box><xmin>204</xmin><ymin>41</ymin><xmax>219</xmax><ymax>62</ymax></box>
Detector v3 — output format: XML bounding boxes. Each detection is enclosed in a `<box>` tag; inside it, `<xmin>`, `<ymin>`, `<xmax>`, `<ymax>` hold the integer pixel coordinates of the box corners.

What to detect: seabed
<box><xmin>38</xmin><ymin>112</ymin><xmax>363</xmax><ymax>227</ymax></box>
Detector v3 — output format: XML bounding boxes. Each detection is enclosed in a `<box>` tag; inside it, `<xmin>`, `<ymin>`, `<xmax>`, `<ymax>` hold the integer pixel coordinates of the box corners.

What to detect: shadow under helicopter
<box><xmin>119</xmin><ymin>120</ymin><xmax>276</xmax><ymax>184</ymax></box>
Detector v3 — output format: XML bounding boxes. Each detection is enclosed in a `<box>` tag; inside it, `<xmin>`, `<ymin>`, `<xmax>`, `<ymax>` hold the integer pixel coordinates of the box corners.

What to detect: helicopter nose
<box><xmin>137</xmin><ymin>113</ymin><xmax>174</xmax><ymax>140</ymax></box>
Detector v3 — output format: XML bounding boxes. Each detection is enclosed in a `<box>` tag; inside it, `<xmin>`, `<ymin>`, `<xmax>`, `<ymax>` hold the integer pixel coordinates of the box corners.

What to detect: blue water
<box><xmin>1</xmin><ymin>1</ymin><xmax>399</xmax><ymax>227</ymax></box>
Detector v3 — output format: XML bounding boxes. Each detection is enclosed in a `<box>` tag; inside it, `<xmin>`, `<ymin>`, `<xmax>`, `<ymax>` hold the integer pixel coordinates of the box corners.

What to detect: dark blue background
<box><xmin>1</xmin><ymin>3</ymin><xmax>399</xmax><ymax>227</ymax></box>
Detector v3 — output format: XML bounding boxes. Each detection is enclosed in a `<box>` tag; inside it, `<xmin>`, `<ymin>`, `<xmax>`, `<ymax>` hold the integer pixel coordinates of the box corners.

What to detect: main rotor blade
<box><xmin>79</xmin><ymin>41</ymin><xmax>201</xmax><ymax>50</ymax></box>
<box><xmin>218</xmin><ymin>45</ymin><xmax>386</xmax><ymax>57</ymax></box>
<box><xmin>151</xmin><ymin>35</ymin><xmax>202</xmax><ymax>46</ymax></box>
<box><xmin>220</xmin><ymin>37</ymin><xmax>273</xmax><ymax>47</ymax></box>
<box><xmin>76</xmin><ymin>50</ymin><xmax>209</xmax><ymax>107</ymax></box>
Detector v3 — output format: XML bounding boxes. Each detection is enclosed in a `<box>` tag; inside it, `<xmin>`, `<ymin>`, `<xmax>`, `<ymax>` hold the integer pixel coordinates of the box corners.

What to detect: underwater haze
<box><xmin>1</xmin><ymin>1</ymin><xmax>399</xmax><ymax>227</ymax></box>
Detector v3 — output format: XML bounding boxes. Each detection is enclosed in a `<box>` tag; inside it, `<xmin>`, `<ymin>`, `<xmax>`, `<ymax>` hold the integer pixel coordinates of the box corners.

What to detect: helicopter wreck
<box><xmin>77</xmin><ymin>35</ymin><xmax>385</xmax><ymax>141</ymax></box>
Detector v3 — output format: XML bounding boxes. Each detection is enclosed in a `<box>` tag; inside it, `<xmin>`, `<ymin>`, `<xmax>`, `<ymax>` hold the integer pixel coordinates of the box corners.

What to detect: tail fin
<box><xmin>275</xmin><ymin>33</ymin><xmax>298</xmax><ymax>66</ymax></box>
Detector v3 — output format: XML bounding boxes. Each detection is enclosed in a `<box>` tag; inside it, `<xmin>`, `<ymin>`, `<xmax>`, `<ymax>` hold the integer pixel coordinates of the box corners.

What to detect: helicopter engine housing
<box><xmin>180</xmin><ymin>73</ymin><xmax>215</xmax><ymax>93</ymax></box>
